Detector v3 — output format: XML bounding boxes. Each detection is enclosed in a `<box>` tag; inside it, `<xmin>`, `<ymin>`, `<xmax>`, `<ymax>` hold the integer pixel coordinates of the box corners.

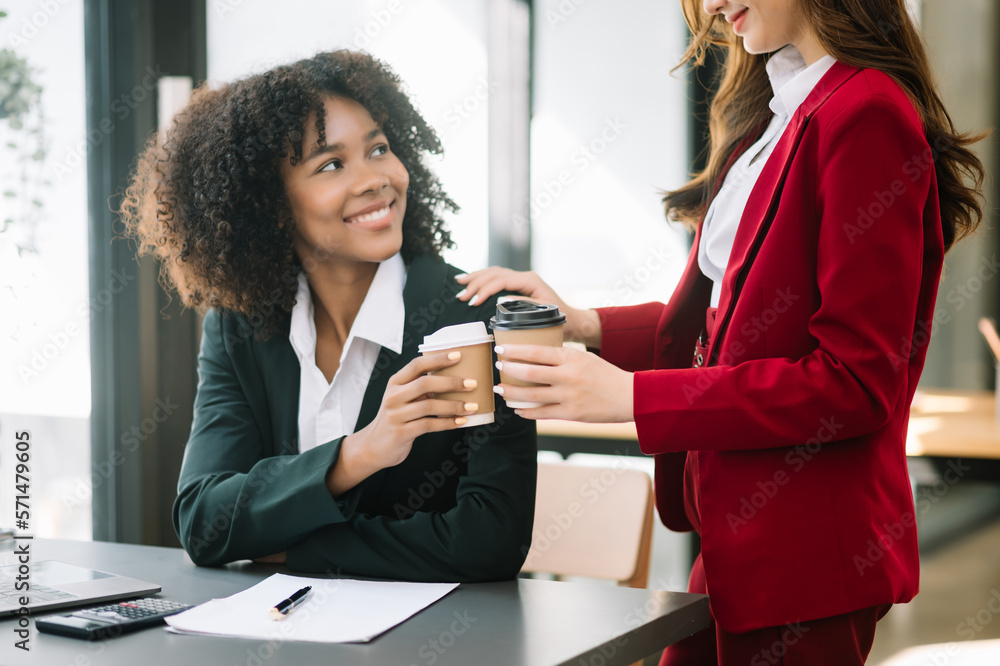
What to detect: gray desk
<box><xmin>0</xmin><ymin>539</ymin><xmax>709</xmax><ymax>666</ymax></box>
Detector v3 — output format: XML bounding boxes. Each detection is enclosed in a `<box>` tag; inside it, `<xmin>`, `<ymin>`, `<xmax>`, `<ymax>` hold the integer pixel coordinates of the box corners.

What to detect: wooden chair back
<box><xmin>521</xmin><ymin>461</ymin><xmax>655</xmax><ymax>588</ymax></box>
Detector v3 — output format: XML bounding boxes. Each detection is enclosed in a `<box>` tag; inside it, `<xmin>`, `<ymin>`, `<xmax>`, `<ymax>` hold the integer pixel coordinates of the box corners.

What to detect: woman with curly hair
<box><xmin>120</xmin><ymin>50</ymin><xmax>536</xmax><ymax>581</ymax></box>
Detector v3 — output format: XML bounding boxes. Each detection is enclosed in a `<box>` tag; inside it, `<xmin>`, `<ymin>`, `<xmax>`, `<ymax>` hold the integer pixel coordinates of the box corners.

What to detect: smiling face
<box><xmin>703</xmin><ymin>0</ymin><xmax>822</xmax><ymax>61</ymax></box>
<box><xmin>281</xmin><ymin>95</ymin><xmax>409</xmax><ymax>270</ymax></box>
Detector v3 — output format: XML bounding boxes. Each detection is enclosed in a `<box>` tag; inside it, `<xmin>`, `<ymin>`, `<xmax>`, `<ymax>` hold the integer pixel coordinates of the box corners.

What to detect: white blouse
<box><xmin>289</xmin><ymin>253</ymin><xmax>406</xmax><ymax>453</ymax></box>
<box><xmin>698</xmin><ymin>46</ymin><xmax>837</xmax><ymax>307</ymax></box>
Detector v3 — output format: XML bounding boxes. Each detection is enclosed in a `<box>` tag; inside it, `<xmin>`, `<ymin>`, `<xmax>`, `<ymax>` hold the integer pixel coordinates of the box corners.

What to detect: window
<box><xmin>0</xmin><ymin>0</ymin><xmax>90</xmax><ymax>539</ymax></box>
<box><xmin>206</xmin><ymin>0</ymin><xmax>490</xmax><ymax>273</ymax></box>
<box><xmin>530</xmin><ymin>0</ymin><xmax>691</xmax><ymax>309</ymax></box>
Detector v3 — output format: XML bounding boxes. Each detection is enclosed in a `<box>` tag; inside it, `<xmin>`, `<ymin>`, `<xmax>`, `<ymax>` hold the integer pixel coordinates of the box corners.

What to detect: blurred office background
<box><xmin>0</xmin><ymin>1</ymin><xmax>996</xmax><ymax>663</ymax></box>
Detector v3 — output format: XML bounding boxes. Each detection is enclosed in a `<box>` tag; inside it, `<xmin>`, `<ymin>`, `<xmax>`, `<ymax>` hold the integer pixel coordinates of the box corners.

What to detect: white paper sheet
<box><xmin>165</xmin><ymin>574</ymin><xmax>459</xmax><ymax>643</ymax></box>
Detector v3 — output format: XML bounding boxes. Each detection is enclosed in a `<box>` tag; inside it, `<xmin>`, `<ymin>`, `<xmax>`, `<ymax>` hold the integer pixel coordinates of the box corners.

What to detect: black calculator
<box><xmin>36</xmin><ymin>598</ymin><xmax>193</xmax><ymax>640</ymax></box>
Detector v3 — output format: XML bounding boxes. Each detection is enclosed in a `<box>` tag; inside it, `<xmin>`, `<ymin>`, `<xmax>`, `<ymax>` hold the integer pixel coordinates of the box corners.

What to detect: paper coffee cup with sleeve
<box><xmin>489</xmin><ymin>300</ymin><xmax>566</xmax><ymax>409</ymax></box>
<box><xmin>418</xmin><ymin>321</ymin><xmax>496</xmax><ymax>427</ymax></box>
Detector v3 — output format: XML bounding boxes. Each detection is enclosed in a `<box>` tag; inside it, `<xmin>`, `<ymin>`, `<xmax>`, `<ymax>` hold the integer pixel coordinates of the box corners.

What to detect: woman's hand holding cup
<box><xmin>492</xmin><ymin>343</ymin><xmax>634</xmax><ymax>424</ymax></box>
<box><xmin>362</xmin><ymin>352</ymin><xmax>482</xmax><ymax>463</ymax></box>
<box><xmin>327</xmin><ymin>352</ymin><xmax>479</xmax><ymax>497</ymax></box>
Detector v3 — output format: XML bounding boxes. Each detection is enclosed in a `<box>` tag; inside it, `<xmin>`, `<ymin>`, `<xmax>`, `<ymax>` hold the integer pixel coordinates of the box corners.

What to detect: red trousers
<box><xmin>661</xmin><ymin>554</ymin><xmax>891</xmax><ymax>665</ymax></box>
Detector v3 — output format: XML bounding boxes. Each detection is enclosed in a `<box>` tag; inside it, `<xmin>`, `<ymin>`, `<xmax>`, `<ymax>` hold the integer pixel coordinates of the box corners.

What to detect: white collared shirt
<box><xmin>289</xmin><ymin>253</ymin><xmax>407</xmax><ymax>453</ymax></box>
<box><xmin>698</xmin><ymin>46</ymin><xmax>837</xmax><ymax>307</ymax></box>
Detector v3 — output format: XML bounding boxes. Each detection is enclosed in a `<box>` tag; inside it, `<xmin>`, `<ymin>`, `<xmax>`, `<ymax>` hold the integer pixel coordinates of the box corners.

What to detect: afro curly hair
<box><xmin>120</xmin><ymin>50</ymin><xmax>456</xmax><ymax>339</ymax></box>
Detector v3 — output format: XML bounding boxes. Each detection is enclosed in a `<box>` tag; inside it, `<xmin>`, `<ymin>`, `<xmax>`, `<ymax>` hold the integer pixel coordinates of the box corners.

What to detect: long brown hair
<box><xmin>666</xmin><ymin>0</ymin><xmax>986</xmax><ymax>251</ymax></box>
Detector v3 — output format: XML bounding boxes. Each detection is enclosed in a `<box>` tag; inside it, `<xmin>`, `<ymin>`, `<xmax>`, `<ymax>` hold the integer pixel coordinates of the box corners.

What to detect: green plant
<box><xmin>0</xmin><ymin>8</ymin><xmax>48</xmax><ymax>254</ymax></box>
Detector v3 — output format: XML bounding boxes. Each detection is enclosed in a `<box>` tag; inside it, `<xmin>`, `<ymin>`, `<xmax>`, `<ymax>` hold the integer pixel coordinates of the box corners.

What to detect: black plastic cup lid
<box><xmin>489</xmin><ymin>300</ymin><xmax>566</xmax><ymax>330</ymax></box>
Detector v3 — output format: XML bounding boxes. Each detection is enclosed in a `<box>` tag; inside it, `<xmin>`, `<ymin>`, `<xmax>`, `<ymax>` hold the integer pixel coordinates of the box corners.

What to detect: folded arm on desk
<box><xmin>286</xmin><ymin>412</ymin><xmax>537</xmax><ymax>582</ymax></box>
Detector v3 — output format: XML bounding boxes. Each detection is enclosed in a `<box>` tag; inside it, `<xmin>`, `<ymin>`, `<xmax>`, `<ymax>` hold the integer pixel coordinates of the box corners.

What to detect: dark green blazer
<box><xmin>172</xmin><ymin>255</ymin><xmax>537</xmax><ymax>582</ymax></box>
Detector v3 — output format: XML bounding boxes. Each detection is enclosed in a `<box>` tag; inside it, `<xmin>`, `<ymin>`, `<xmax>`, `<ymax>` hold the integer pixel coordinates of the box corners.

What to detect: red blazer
<box><xmin>597</xmin><ymin>62</ymin><xmax>943</xmax><ymax>632</ymax></box>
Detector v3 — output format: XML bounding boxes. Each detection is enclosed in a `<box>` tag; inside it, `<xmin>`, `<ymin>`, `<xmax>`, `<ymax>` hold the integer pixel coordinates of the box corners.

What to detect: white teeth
<box><xmin>347</xmin><ymin>205</ymin><xmax>391</xmax><ymax>224</ymax></box>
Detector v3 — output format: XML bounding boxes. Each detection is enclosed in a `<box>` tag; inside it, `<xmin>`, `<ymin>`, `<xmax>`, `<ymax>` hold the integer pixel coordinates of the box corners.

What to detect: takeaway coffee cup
<box><xmin>418</xmin><ymin>321</ymin><xmax>496</xmax><ymax>427</ymax></box>
<box><xmin>489</xmin><ymin>300</ymin><xmax>566</xmax><ymax>409</ymax></box>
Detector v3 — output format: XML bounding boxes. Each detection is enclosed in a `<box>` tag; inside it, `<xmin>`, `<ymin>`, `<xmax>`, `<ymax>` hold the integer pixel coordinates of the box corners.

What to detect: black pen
<box><xmin>268</xmin><ymin>585</ymin><xmax>312</xmax><ymax>620</ymax></box>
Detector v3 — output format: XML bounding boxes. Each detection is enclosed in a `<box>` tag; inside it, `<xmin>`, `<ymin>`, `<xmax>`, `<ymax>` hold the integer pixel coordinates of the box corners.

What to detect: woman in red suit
<box><xmin>458</xmin><ymin>0</ymin><xmax>986</xmax><ymax>663</ymax></box>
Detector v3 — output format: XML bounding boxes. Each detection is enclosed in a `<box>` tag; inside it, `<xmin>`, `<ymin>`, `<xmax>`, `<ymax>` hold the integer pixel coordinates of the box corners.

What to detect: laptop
<box><xmin>0</xmin><ymin>560</ymin><xmax>161</xmax><ymax>617</ymax></box>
